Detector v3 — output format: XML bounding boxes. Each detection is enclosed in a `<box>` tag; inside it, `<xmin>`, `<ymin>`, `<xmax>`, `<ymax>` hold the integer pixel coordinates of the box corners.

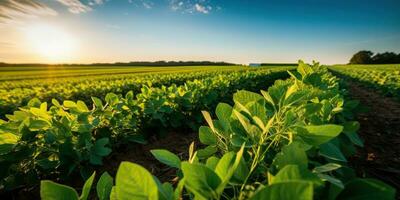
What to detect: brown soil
<box><xmin>102</xmin><ymin>131</ymin><xmax>199</xmax><ymax>183</ymax></box>
<box><xmin>346</xmin><ymin>81</ymin><xmax>400</xmax><ymax>192</ymax></box>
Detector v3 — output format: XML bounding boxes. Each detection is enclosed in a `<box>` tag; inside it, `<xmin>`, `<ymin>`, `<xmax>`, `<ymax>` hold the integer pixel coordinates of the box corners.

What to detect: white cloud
<box><xmin>55</xmin><ymin>0</ymin><xmax>92</xmax><ymax>14</ymax></box>
<box><xmin>169</xmin><ymin>0</ymin><xmax>215</xmax><ymax>14</ymax></box>
<box><xmin>0</xmin><ymin>0</ymin><xmax>58</xmax><ymax>24</ymax></box>
<box><xmin>195</xmin><ymin>3</ymin><xmax>208</xmax><ymax>14</ymax></box>
<box><xmin>128</xmin><ymin>0</ymin><xmax>153</xmax><ymax>9</ymax></box>
<box><xmin>89</xmin><ymin>0</ymin><xmax>105</xmax><ymax>6</ymax></box>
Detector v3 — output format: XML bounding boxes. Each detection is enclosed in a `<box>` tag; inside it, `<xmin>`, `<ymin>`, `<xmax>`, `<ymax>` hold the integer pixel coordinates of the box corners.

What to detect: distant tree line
<box><xmin>0</xmin><ymin>61</ymin><xmax>236</xmax><ymax>67</ymax></box>
<box><xmin>349</xmin><ymin>50</ymin><xmax>400</xmax><ymax>64</ymax></box>
<box><xmin>261</xmin><ymin>63</ymin><xmax>297</xmax><ymax>66</ymax></box>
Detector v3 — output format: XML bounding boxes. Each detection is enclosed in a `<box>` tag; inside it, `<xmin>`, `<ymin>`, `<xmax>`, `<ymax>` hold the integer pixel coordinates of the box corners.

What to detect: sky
<box><xmin>0</xmin><ymin>0</ymin><xmax>399</xmax><ymax>64</ymax></box>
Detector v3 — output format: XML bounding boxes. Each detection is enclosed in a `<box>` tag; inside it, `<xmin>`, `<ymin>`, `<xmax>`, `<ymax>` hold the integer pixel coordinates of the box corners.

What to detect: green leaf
<box><xmin>313</xmin><ymin>163</ymin><xmax>341</xmax><ymax>173</ymax></box>
<box><xmin>337</xmin><ymin>178</ymin><xmax>395</xmax><ymax>200</ymax></box>
<box><xmin>158</xmin><ymin>182</ymin><xmax>174</xmax><ymax>200</ymax></box>
<box><xmin>343</xmin><ymin>121</ymin><xmax>363</xmax><ymax>147</ymax></box>
<box><xmin>215</xmin><ymin>103</ymin><xmax>233</xmax><ymax>122</ymax></box>
<box><xmin>206</xmin><ymin>156</ymin><xmax>220</xmax><ymax>170</ymax></box>
<box><xmin>97</xmin><ymin>172</ymin><xmax>113</xmax><ymax>200</ymax></box>
<box><xmin>197</xmin><ymin>146</ymin><xmax>218</xmax><ymax>159</ymax></box>
<box><xmin>318</xmin><ymin>174</ymin><xmax>344</xmax><ymax>189</ymax></box>
<box><xmin>52</xmin><ymin>99</ymin><xmax>61</xmax><ymax>107</ymax></box>
<box><xmin>181</xmin><ymin>162</ymin><xmax>221</xmax><ymax>199</ymax></box>
<box><xmin>80</xmin><ymin>172</ymin><xmax>96</xmax><ymax>200</ymax></box>
<box><xmin>40</xmin><ymin>180</ymin><xmax>79</xmax><ymax>200</ymax></box>
<box><xmin>297</xmin><ymin>61</ymin><xmax>314</xmax><ymax>77</ymax></box>
<box><xmin>300</xmin><ymin>125</ymin><xmax>343</xmax><ymax>146</ymax></box>
<box><xmin>0</xmin><ymin>133</ymin><xmax>18</xmax><ymax>154</ymax></box>
<box><xmin>105</xmin><ymin>93</ymin><xmax>119</xmax><ymax>106</ymax></box>
<box><xmin>199</xmin><ymin>126</ymin><xmax>217</xmax><ymax>145</ymax></box>
<box><xmin>63</xmin><ymin>101</ymin><xmax>77</xmax><ymax>108</ymax></box>
<box><xmin>92</xmin><ymin>97</ymin><xmax>104</xmax><ymax>109</ymax></box>
<box><xmin>93</xmin><ymin>138</ymin><xmax>112</xmax><ymax>156</ymax></box>
<box><xmin>115</xmin><ymin>162</ymin><xmax>158</xmax><ymax>200</ymax></box>
<box><xmin>77</xmin><ymin>101</ymin><xmax>89</xmax><ymax>112</ymax></box>
<box><xmin>150</xmin><ymin>149</ymin><xmax>181</xmax><ymax>169</ymax></box>
<box><xmin>215</xmin><ymin>152</ymin><xmax>236</xmax><ymax>180</ymax></box>
<box><xmin>201</xmin><ymin>111</ymin><xmax>215</xmax><ymax>131</ymax></box>
<box><xmin>250</xmin><ymin>181</ymin><xmax>313</xmax><ymax>200</ymax></box>
<box><xmin>272</xmin><ymin>142</ymin><xmax>308</xmax><ymax>171</ymax></box>
<box><xmin>270</xmin><ymin>165</ymin><xmax>323</xmax><ymax>187</ymax></box>
<box><xmin>29</xmin><ymin>119</ymin><xmax>51</xmax><ymax>131</ymax></box>
<box><xmin>319</xmin><ymin>142</ymin><xmax>347</xmax><ymax>162</ymax></box>
<box><xmin>233</xmin><ymin>90</ymin><xmax>263</xmax><ymax>106</ymax></box>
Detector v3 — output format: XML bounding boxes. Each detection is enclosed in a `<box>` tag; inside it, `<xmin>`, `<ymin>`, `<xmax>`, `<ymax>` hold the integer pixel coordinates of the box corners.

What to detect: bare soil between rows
<box><xmin>102</xmin><ymin>131</ymin><xmax>199</xmax><ymax>183</ymax></box>
<box><xmin>346</xmin><ymin>81</ymin><xmax>400</xmax><ymax>194</ymax></box>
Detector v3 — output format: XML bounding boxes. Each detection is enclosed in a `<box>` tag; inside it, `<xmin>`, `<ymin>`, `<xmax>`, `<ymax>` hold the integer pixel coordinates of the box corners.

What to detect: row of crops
<box><xmin>329</xmin><ymin>64</ymin><xmax>400</xmax><ymax>99</ymax></box>
<box><xmin>36</xmin><ymin>62</ymin><xmax>396</xmax><ymax>199</ymax></box>
<box><xmin>0</xmin><ymin>67</ymin><xmax>291</xmax><ymax>193</ymax></box>
<box><xmin>0</xmin><ymin>66</ymin><xmax>277</xmax><ymax>116</ymax></box>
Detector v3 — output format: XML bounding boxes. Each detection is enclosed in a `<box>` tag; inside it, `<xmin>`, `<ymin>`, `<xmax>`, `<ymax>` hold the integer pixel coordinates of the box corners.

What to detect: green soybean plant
<box><xmin>38</xmin><ymin>61</ymin><xmax>395</xmax><ymax>200</ymax></box>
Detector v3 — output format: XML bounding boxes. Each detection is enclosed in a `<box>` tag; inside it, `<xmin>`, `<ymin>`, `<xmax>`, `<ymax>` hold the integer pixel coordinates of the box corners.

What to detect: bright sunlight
<box><xmin>25</xmin><ymin>23</ymin><xmax>77</xmax><ymax>62</ymax></box>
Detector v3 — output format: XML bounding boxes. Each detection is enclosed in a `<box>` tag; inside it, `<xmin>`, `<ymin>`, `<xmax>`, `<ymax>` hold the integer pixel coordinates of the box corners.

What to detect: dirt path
<box><xmin>346</xmin><ymin>81</ymin><xmax>400</xmax><ymax>191</ymax></box>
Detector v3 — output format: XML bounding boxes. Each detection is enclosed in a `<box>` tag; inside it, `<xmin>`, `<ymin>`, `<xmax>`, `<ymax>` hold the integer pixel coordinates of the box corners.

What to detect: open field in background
<box><xmin>0</xmin><ymin>65</ymin><xmax>244</xmax><ymax>81</ymax></box>
<box><xmin>329</xmin><ymin>64</ymin><xmax>400</xmax><ymax>99</ymax></box>
<box><xmin>0</xmin><ymin>65</ymin><xmax>295</xmax><ymax>116</ymax></box>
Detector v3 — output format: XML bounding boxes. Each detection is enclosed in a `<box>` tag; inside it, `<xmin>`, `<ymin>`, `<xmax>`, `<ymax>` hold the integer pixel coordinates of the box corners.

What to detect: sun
<box><xmin>25</xmin><ymin>23</ymin><xmax>77</xmax><ymax>62</ymax></box>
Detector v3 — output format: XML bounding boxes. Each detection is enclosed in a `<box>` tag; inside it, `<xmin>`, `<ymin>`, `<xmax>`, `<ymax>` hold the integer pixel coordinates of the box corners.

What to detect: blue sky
<box><xmin>0</xmin><ymin>0</ymin><xmax>399</xmax><ymax>64</ymax></box>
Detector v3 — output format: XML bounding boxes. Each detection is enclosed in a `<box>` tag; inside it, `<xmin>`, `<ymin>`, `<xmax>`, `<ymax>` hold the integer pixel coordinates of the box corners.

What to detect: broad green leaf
<box><xmin>270</xmin><ymin>165</ymin><xmax>323</xmax><ymax>187</ymax></box>
<box><xmin>206</xmin><ymin>156</ymin><xmax>220</xmax><ymax>170</ymax></box>
<box><xmin>216</xmin><ymin>145</ymin><xmax>245</xmax><ymax>193</ymax></box>
<box><xmin>199</xmin><ymin>126</ymin><xmax>217</xmax><ymax>145</ymax></box>
<box><xmin>0</xmin><ymin>132</ymin><xmax>18</xmax><ymax>145</ymax></box>
<box><xmin>77</xmin><ymin>101</ymin><xmax>89</xmax><ymax>112</ymax></box>
<box><xmin>52</xmin><ymin>99</ymin><xmax>61</xmax><ymax>107</ymax></box>
<box><xmin>115</xmin><ymin>162</ymin><xmax>158</xmax><ymax>200</ymax></box>
<box><xmin>297</xmin><ymin>61</ymin><xmax>314</xmax><ymax>77</ymax></box>
<box><xmin>260</xmin><ymin>90</ymin><xmax>275</xmax><ymax>107</ymax></box>
<box><xmin>233</xmin><ymin>90</ymin><xmax>263</xmax><ymax>106</ymax></box>
<box><xmin>299</xmin><ymin>125</ymin><xmax>343</xmax><ymax>146</ymax></box>
<box><xmin>159</xmin><ymin>182</ymin><xmax>174</xmax><ymax>200</ymax></box>
<box><xmin>92</xmin><ymin>97</ymin><xmax>103</xmax><ymax>109</ymax></box>
<box><xmin>40</xmin><ymin>180</ymin><xmax>79</xmax><ymax>200</ymax></box>
<box><xmin>318</xmin><ymin>174</ymin><xmax>344</xmax><ymax>189</ymax></box>
<box><xmin>319</xmin><ymin>142</ymin><xmax>347</xmax><ymax>162</ymax></box>
<box><xmin>105</xmin><ymin>93</ymin><xmax>119</xmax><ymax>106</ymax></box>
<box><xmin>250</xmin><ymin>181</ymin><xmax>313</xmax><ymax>200</ymax></box>
<box><xmin>151</xmin><ymin>149</ymin><xmax>181</xmax><ymax>169</ymax></box>
<box><xmin>97</xmin><ymin>172</ymin><xmax>113</xmax><ymax>200</ymax></box>
<box><xmin>343</xmin><ymin>121</ymin><xmax>363</xmax><ymax>147</ymax></box>
<box><xmin>215</xmin><ymin>103</ymin><xmax>233</xmax><ymax>130</ymax></box>
<box><xmin>63</xmin><ymin>101</ymin><xmax>77</xmax><ymax>108</ymax></box>
<box><xmin>337</xmin><ymin>178</ymin><xmax>395</xmax><ymax>200</ymax></box>
<box><xmin>272</xmin><ymin>142</ymin><xmax>308</xmax><ymax>171</ymax></box>
<box><xmin>29</xmin><ymin>119</ymin><xmax>51</xmax><ymax>131</ymax></box>
<box><xmin>93</xmin><ymin>138</ymin><xmax>112</xmax><ymax>156</ymax></box>
<box><xmin>80</xmin><ymin>172</ymin><xmax>96</xmax><ymax>200</ymax></box>
<box><xmin>181</xmin><ymin>162</ymin><xmax>221</xmax><ymax>199</ymax></box>
<box><xmin>197</xmin><ymin>146</ymin><xmax>218</xmax><ymax>159</ymax></box>
<box><xmin>215</xmin><ymin>152</ymin><xmax>236</xmax><ymax>180</ymax></box>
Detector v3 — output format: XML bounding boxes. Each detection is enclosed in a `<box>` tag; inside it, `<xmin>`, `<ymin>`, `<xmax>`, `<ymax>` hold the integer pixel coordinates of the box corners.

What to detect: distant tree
<box><xmin>397</xmin><ymin>53</ymin><xmax>400</xmax><ymax>63</ymax></box>
<box><xmin>371</xmin><ymin>52</ymin><xmax>398</xmax><ymax>64</ymax></box>
<box><xmin>349</xmin><ymin>50</ymin><xmax>374</xmax><ymax>64</ymax></box>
